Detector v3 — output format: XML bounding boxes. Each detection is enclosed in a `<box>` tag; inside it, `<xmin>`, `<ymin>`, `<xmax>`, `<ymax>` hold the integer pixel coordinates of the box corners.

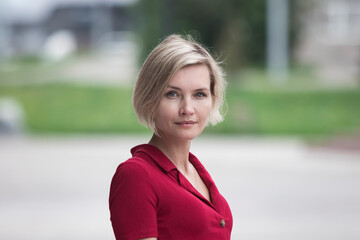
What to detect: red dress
<box><xmin>109</xmin><ymin>144</ymin><xmax>232</xmax><ymax>239</ymax></box>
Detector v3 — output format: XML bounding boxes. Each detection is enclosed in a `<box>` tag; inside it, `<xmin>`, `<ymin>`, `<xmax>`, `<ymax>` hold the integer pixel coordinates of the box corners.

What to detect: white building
<box><xmin>295</xmin><ymin>0</ymin><xmax>360</xmax><ymax>85</ymax></box>
<box><xmin>1</xmin><ymin>0</ymin><xmax>138</xmax><ymax>57</ymax></box>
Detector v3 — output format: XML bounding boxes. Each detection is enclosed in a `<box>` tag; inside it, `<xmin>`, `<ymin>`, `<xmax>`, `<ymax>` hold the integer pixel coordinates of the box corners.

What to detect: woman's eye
<box><xmin>195</xmin><ymin>92</ymin><xmax>207</xmax><ymax>98</ymax></box>
<box><xmin>165</xmin><ymin>91</ymin><xmax>178</xmax><ymax>98</ymax></box>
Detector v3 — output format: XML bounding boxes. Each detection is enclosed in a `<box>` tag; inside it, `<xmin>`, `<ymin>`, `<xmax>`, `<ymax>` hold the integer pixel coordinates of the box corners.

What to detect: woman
<box><xmin>109</xmin><ymin>34</ymin><xmax>232</xmax><ymax>239</ymax></box>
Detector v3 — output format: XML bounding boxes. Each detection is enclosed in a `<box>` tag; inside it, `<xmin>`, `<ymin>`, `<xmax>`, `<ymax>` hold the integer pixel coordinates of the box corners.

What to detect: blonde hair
<box><xmin>133</xmin><ymin>34</ymin><xmax>226</xmax><ymax>132</ymax></box>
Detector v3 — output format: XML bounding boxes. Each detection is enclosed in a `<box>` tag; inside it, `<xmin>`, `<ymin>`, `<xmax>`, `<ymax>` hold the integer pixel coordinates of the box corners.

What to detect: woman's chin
<box><xmin>173</xmin><ymin>130</ymin><xmax>203</xmax><ymax>141</ymax></box>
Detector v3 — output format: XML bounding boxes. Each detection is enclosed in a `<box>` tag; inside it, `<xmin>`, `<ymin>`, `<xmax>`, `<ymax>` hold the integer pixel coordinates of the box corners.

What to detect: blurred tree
<box><xmin>136</xmin><ymin>0</ymin><xmax>301</xmax><ymax>71</ymax></box>
<box><xmin>135</xmin><ymin>0</ymin><xmax>162</xmax><ymax>64</ymax></box>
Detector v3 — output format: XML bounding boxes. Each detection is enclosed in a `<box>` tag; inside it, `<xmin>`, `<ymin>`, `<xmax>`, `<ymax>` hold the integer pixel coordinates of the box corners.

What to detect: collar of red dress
<box><xmin>130</xmin><ymin>144</ymin><xmax>202</xmax><ymax>173</ymax></box>
<box><xmin>131</xmin><ymin>144</ymin><xmax>220</xmax><ymax>210</ymax></box>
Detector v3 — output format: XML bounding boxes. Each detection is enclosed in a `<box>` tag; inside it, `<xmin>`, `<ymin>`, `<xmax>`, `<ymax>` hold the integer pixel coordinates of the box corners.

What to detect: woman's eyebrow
<box><xmin>194</xmin><ymin>88</ymin><xmax>210</xmax><ymax>91</ymax></box>
<box><xmin>167</xmin><ymin>85</ymin><xmax>181</xmax><ymax>90</ymax></box>
<box><xmin>167</xmin><ymin>86</ymin><xmax>210</xmax><ymax>92</ymax></box>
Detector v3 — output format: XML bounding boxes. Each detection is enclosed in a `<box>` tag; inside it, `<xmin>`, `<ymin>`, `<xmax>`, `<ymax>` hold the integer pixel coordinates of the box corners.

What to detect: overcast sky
<box><xmin>2</xmin><ymin>0</ymin><xmax>61</xmax><ymax>21</ymax></box>
<box><xmin>6</xmin><ymin>0</ymin><xmax>55</xmax><ymax>14</ymax></box>
<box><xmin>2</xmin><ymin>0</ymin><xmax>136</xmax><ymax>22</ymax></box>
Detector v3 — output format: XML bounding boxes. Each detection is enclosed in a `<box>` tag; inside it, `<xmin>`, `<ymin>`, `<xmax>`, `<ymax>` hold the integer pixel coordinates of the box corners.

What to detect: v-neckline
<box><xmin>179</xmin><ymin>162</ymin><xmax>212</xmax><ymax>203</ymax></box>
<box><xmin>132</xmin><ymin>144</ymin><xmax>220</xmax><ymax>211</ymax></box>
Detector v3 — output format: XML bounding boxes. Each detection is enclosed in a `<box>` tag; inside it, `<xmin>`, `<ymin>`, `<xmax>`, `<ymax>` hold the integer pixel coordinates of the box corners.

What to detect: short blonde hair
<box><xmin>133</xmin><ymin>34</ymin><xmax>226</xmax><ymax>132</ymax></box>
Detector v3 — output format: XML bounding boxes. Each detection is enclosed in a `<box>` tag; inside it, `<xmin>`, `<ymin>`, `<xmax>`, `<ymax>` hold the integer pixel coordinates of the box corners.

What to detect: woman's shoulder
<box><xmin>115</xmin><ymin>155</ymin><xmax>153</xmax><ymax>178</ymax></box>
<box><xmin>109</xmin><ymin>156</ymin><xmax>159</xmax><ymax>205</ymax></box>
<box><xmin>110</xmin><ymin>156</ymin><xmax>158</xmax><ymax>193</ymax></box>
<box><xmin>115</xmin><ymin>143</ymin><xmax>162</xmax><ymax>175</ymax></box>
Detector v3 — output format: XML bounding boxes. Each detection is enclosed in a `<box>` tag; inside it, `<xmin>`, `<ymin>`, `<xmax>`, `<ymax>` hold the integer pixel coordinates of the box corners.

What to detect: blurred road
<box><xmin>1</xmin><ymin>135</ymin><xmax>360</xmax><ymax>240</ymax></box>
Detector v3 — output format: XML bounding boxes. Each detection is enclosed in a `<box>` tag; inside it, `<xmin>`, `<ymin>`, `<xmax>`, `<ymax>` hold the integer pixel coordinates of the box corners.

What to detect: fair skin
<box><xmin>142</xmin><ymin>64</ymin><xmax>213</xmax><ymax>240</ymax></box>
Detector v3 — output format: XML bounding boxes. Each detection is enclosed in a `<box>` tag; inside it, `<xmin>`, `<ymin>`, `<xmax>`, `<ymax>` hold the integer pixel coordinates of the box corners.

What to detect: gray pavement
<box><xmin>1</xmin><ymin>135</ymin><xmax>360</xmax><ymax>240</ymax></box>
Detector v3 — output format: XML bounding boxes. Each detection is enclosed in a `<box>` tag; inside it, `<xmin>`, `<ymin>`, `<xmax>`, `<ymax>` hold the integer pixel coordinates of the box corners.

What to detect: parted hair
<box><xmin>132</xmin><ymin>34</ymin><xmax>227</xmax><ymax>132</ymax></box>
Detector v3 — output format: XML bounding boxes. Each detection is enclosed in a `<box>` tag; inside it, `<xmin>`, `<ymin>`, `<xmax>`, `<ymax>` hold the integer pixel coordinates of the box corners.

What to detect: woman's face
<box><xmin>154</xmin><ymin>64</ymin><xmax>213</xmax><ymax>141</ymax></box>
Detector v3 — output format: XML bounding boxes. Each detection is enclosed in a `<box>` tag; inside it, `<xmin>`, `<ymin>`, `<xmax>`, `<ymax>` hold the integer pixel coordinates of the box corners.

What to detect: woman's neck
<box><xmin>148</xmin><ymin>134</ymin><xmax>192</xmax><ymax>174</ymax></box>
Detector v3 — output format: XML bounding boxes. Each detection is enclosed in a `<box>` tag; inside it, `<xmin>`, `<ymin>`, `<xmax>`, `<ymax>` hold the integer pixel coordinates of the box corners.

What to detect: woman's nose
<box><xmin>179</xmin><ymin>98</ymin><xmax>194</xmax><ymax>116</ymax></box>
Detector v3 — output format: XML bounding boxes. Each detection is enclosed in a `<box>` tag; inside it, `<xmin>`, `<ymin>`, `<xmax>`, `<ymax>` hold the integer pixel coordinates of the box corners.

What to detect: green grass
<box><xmin>207</xmin><ymin>89</ymin><xmax>360</xmax><ymax>136</ymax></box>
<box><xmin>0</xmin><ymin>84</ymin><xmax>148</xmax><ymax>134</ymax></box>
<box><xmin>1</xmin><ymin>83</ymin><xmax>360</xmax><ymax>136</ymax></box>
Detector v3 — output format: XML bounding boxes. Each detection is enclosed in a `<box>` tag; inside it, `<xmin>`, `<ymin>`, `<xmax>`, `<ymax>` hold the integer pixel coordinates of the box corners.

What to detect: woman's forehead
<box><xmin>167</xmin><ymin>65</ymin><xmax>210</xmax><ymax>88</ymax></box>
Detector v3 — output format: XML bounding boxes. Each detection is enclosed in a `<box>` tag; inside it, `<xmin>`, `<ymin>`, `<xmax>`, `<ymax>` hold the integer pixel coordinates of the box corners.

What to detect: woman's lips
<box><xmin>175</xmin><ymin>121</ymin><xmax>197</xmax><ymax>127</ymax></box>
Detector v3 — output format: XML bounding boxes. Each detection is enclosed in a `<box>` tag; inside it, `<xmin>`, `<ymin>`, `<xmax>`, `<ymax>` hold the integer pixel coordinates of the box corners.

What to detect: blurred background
<box><xmin>0</xmin><ymin>0</ymin><xmax>360</xmax><ymax>239</ymax></box>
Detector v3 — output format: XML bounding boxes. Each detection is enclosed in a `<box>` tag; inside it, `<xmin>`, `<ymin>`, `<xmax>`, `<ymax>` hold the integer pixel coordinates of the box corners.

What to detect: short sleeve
<box><xmin>109</xmin><ymin>161</ymin><xmax>158</xmax><ymax>240</ymax></box>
